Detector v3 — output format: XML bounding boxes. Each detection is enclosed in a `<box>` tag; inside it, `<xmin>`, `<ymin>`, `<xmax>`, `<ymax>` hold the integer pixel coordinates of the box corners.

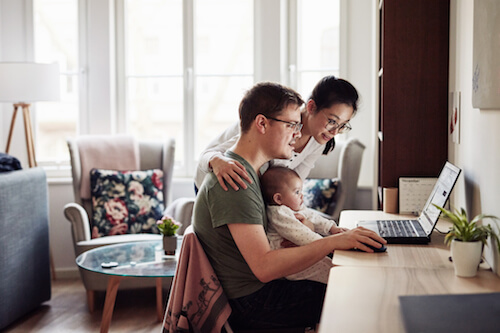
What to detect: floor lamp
<box><xmin>0</xmin><ymin>62</ymin><xmax>60</xmax><ymax>167</ymax></box>
<box><xmin>0</xmin><ymin>63</ymin><xmax>60</xmax><ymax>280</ymax></box>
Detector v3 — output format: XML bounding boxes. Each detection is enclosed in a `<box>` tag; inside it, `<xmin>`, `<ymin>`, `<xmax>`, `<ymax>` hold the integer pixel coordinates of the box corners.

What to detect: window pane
<box><xmin>194</xmin><ymin>0</ymin><xmax>253</xmax><ymax>160</ymax></box>
<box><xmin>296</xmin><ymin>0</ymin><xmax>340</xmax><ymax>95</ymax></box>
<box><xmin>195</xmin><ymin>0</ymin><xmax>253</xmax><ymax>75</ymax></box>
<box><xmin>127</xmin><ymin>77</ymin><xmax>184</xmax><ymax>160</ymax></box>
<box><xmin>125</xmin><ymin>0</ymin><xmax>183</xmax><ymax>76</ymax></box>
<box><xmin>125</xmin><ymin>0</ymin><xmax>184</xmax><ymax>163</ymax></box>
<box><xmin>125</xmin><ymin>0</ymin><xmax>253</xmax><ymax>174</ymax></box>
<box><xmin>34</xmin><ymin>0</ymin><xmax>78</xmax><ymax>162</ymax></box>
<box><xmin>194</xmin><ymin>76</ymin><xmax>253</xmax><ymax>157</ymax></box>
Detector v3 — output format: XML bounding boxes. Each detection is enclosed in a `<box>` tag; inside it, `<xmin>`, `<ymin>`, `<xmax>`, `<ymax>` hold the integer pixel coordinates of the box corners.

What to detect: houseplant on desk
<box><xmin>157</xmin><ymin>215</ymin><xmax>181</xmax><ymax>255</ymax></box>
<box><xmin>434</xmin><ymin>205</ymin><xmax>500</xmax><ymax>277</ymax></box>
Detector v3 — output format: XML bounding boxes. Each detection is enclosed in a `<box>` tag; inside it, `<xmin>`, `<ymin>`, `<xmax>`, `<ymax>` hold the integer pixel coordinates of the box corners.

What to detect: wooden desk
<box><xmin>319</xmin><ymin>266</ymin><xmax>500</xmax><ymax>333</ymax></box>
<box><xmin>318</xmin><ymin>210</ymin><xmax>500</xmax><ymax>333</ymax></box>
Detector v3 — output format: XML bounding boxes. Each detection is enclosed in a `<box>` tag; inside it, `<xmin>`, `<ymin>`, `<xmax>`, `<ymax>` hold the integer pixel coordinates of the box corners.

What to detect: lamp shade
<box><xmin>0</xmin><ymin>62</ymin><xmax>60</xmax><ymax>102</ymax></box>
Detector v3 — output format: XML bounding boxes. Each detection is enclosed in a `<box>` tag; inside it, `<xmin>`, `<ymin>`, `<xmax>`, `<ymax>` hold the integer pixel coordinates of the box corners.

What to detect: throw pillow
<box><xmin>302</xmin><ymin>178</ymin><xmax>340</xmax><ymax>214</ymax></box>
<box><xmin>90</xmin><ymin>168</ymin><xmax>164</xmax><ymax>238</ymax></box>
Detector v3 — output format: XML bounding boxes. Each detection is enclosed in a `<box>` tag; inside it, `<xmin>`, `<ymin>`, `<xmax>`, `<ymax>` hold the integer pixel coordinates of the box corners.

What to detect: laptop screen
<box><xmin>420</xmin><ymin>162</ymin><xmax>461</xmax><ymax>235</ymax></box>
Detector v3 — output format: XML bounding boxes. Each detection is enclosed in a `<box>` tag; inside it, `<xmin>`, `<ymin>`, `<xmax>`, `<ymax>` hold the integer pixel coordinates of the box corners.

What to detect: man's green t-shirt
<box><xmin>192</xmin><ymin>151</ymin><xmax>267</xmax><ymax>299</ymax></box>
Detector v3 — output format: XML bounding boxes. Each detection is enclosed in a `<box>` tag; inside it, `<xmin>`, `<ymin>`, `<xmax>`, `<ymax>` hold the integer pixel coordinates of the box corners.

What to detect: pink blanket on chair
<box><xmin>77</xmin><ymin>135</ymin><xmax>139</xmax><ymax>199</ymax></box>
<box><xmin>163</xmin><ymin>226</ymin><xmax>232</xmax><ymax>333</ymax></box>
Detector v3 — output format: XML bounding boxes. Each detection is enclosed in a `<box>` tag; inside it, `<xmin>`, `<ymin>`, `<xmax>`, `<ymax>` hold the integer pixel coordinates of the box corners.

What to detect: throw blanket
<box><xmin>163</xmin><ymin>226</ymin><xmax>231</xmax><ymax>333</ymax></box>
<box><xmin>0</xmin><ymin>153</ymin><xmax>22</xmax><ymax>172</ymax></box>
<box><xmin>77</xmin><ymin>135</ymin><xmax>139</xmax><ymax>199</ymax></box>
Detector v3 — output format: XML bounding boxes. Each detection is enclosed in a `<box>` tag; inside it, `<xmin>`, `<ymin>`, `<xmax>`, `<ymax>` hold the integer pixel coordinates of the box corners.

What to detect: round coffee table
<box><xmin>76</xmin><ymin>239</ymin><xmax>180</xmax><ymax>333</ymax></box>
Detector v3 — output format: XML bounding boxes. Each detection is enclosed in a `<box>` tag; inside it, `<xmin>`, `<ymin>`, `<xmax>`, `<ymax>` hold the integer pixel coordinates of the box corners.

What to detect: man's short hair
<box><xmin>238</xmin><ymin>82</ymin><xmax>304</xmax><ymax>133</ymax></box>
<box><xmin>260</xmin><ymin>166</ymin><xmax>300</xmax><ymax>205</ymax></box>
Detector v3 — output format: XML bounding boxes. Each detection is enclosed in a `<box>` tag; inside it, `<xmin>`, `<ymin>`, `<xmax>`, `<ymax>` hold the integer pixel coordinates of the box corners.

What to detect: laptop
<box><xmin>357</xmin><ymin>162</ymin><xmax>461</xmax><ymax>244</ymax></box>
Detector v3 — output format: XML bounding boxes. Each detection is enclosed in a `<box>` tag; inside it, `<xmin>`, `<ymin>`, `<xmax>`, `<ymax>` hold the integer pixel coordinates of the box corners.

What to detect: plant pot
<box><xmin>450</xmin><ymin>239</ymin><xmax>482</xmax><ymax>277</ymax></box>
<box><xmin>163</xmin><ymin>235</ymin><xmax>177</xmax><ymax>255</ymax></box>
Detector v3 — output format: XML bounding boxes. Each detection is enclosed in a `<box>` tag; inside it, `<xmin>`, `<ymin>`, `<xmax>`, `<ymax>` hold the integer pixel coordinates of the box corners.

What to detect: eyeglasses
<box><xmin>261</xmin><ymin>114</ymin><xmax>303</xmax><ymax>134</ymax></box>
<box><xmin>321</xmin><ymin>111</ymin><xmax>352</xmax><ymax>134</ymax></box>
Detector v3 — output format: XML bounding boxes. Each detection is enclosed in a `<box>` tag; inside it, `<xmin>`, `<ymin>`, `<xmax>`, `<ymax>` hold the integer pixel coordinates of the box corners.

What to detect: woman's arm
<box><xmin>195</xmin><ymin>122</ymin><xmax>251</xmax><ymax>190</ymax></box>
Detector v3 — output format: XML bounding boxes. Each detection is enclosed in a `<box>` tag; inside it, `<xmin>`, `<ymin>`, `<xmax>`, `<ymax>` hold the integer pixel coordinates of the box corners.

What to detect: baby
<box><xmin>260</xmin><ymin>166</ymin><xmax>348</xmax><ymax>284</ymax></box>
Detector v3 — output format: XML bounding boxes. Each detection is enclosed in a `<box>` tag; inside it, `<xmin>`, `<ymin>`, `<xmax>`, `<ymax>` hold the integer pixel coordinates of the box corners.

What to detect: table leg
<box><xmin>101</xmin><ymin>276</ymin><xmax>123</xmax><ymax>333</ymax></box>
<box><xmin>156</xmin><ymin>277</ymin><xmax>163</xmax><ymax>321</ymax></box>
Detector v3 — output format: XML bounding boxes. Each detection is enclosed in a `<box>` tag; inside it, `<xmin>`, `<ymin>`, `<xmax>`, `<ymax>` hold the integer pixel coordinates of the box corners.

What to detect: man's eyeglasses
<box><xmin>261</xmin><ymin>114</ymin><xmax>303</xmax><ymax>134</ymax></box>
<box><xmin>321</xmin><ymin>111</ymin><xmax>352</xmax><ymax>134</ymax></box>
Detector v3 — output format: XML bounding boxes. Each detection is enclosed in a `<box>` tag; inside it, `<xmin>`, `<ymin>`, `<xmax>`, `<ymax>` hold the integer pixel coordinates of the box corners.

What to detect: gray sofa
<box><xmin>0</xmin><ymin>167</ymin><xmax>51</xmax><ymax>330</ymax></box>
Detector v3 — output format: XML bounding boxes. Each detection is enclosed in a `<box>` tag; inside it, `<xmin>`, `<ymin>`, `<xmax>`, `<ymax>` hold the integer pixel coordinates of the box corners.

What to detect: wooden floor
<box><xmin>3</xmin><ymin>277</ymin><xmax>165</xmax><ymax>332</ymax></box>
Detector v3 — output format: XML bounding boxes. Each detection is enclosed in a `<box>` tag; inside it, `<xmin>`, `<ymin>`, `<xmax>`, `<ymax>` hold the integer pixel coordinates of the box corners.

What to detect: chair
<box><xmin>306</xmin><ymin>137</ymin><xmax>366</xmax><ymax>221</ymax></box>
<box><xmin>63</xmin><ymin>135</ymin><xmax>175</xmax><ymax>311</ymax></box>
<box><xmin>163</xmin><ymin>226</ymin><xmax>308</xmax><ymax>333</ymax></box>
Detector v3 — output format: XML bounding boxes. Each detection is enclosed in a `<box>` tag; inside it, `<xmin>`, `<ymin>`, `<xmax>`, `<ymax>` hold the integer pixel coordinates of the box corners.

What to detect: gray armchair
<box><xmin>307</xmin><ymin>137</ymin><xmax>366</xmax><ymax>221</ymax></box>
<box><xmin>63</xmin><ymin>136</ymin><xmax>175</xmax><ymax>311</ymax></box>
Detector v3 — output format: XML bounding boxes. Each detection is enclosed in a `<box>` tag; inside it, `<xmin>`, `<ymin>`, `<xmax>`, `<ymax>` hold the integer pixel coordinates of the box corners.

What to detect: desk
<box><xmin>318</xmin><ymin>210</ymin><xmax>500</xmax><ymax>333</ymax></box>
<box><xmin>76</xmin><ymin>240</ymin><xmax>179</xmax><ymax>333</ymax></box>
<box><xmin>319</xmin><ymin>266</ymin><xmax>500</xmax><ymax>333</ymax></box>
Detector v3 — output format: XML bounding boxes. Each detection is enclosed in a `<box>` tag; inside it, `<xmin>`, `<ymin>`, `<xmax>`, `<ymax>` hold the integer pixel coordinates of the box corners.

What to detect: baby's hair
<box><xmin>260</xmin><ymin>166</ymin><xmax>300</xmax><ymax>205</ymax></box>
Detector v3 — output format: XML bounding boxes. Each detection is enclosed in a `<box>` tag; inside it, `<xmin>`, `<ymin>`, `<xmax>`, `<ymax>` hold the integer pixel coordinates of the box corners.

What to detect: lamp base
<box><xmin>5</xmin><ymin>103</ymin><xmax>37</xmax><ymax>167</ymax></box>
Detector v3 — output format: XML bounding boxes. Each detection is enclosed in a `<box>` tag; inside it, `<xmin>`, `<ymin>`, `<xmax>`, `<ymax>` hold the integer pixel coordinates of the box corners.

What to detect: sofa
<box><xmin>0</xmin><ymin>167</ymin><xmax>51</xmax><ymax>330</ymax></box>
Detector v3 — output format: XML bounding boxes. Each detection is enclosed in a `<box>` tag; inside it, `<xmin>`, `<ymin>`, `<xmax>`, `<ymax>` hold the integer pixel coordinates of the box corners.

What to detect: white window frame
<box><xmin>33</xmin><ymin>0</ymin><xmax>347</xmax><ymax>181</ymax></box>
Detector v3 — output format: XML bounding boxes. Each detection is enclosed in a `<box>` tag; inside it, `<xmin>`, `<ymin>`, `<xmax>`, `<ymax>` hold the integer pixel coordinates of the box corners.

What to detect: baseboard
<box><xmin>53</xmin><ymin>267</ymin><xmax>80</xmax><ymax>279</ymax></box>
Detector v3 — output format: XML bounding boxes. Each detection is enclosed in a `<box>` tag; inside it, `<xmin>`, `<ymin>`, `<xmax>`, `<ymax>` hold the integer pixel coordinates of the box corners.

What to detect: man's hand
<box><xmin>210</xmin><ymin>155</ymin><xmax>252</xmax><ymax>191</ymax></box>
<box><xmin>328</xmin><ymin>227</ymin><xmax>387</xmax><ymax>252</ymax></box>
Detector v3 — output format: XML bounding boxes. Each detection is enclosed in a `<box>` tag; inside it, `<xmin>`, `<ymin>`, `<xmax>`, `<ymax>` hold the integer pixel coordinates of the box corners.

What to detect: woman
<box><xmin>194</xmin><ymin>75</ymin><xmax>359</xmax><ymax>191</ymax></box>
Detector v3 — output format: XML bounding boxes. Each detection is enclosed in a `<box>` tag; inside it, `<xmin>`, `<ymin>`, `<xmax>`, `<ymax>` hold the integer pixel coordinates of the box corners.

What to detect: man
<box><xmin>193</xmin><ymin>82</ymin><xmax>386</xmax><ymax>330</ymax></box>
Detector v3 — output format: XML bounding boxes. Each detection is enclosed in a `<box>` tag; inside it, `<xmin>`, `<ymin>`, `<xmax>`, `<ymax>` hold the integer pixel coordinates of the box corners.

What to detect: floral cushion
<box><xmin>90</xmin><ymin>168</ymin><xmax>164</xmax><ymax>238</ymax></box>
<box><xmin>302</xmin><ymin>178</ymin><xmax>340</xmax><ymax>214</ymax></box>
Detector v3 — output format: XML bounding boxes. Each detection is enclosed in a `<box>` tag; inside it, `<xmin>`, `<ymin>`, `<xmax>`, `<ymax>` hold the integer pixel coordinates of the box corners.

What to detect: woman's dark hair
<box><xmin>309</xmin><ymin>76</ymin><xmax>359</xmax><ymax>154</ymax></box>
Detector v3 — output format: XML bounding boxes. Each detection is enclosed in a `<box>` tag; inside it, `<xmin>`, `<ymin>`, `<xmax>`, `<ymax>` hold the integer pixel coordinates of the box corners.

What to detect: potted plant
<box><xmin>434</xmin><ymin>205</ymin><xmax>500</xmax><ymax>277</ymax></box>
<box><xmin>157</xmin><ymin>216</ymin><xmax>181</xmax><ymax>255</ymax></box>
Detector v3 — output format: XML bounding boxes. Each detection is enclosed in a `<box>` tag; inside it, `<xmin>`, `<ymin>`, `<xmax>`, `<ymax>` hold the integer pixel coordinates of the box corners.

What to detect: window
<box><xmin>290</xmin><ymin>0</ymin><xmax>340</xmax><ymax>97</ymax></box>
<box><xmin>121</xmin><ymin>0</ymin><xmax>253</xmax><ymax>175</ymax></box>
<box><xmin>32</xmin><ymin>0</ymin><xmax>340</xmax><ymax>179</ymax></box>
<box><xmin>34</xmin><ymin>0</ymin><xmax>79</xmax><ymax>164</ymax></box>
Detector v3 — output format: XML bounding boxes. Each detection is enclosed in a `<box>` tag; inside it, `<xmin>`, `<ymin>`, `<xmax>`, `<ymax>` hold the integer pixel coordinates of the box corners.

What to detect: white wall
<box><xmin>449</xmin><ymin>0</ymin><xmax>500</xmax><ymax>274</ymax></box>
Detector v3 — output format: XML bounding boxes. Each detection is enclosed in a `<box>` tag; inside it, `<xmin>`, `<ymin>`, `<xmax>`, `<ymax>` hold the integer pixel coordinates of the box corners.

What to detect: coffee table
<box><xmin>76</xmin><ymin>239</ymin><xmax>180</xmax><ymax>333</ymax></box>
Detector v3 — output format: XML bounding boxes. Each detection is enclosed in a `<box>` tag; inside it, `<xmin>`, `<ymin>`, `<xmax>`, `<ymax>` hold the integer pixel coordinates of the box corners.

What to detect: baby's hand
<box><xmin>330</xmin><ymin>225</ymin><xmax>349</xmax><ymax>235</ymax></box>
<box><xmin>295</xmin><ymin>213</ymin><xmax>314</xmax><ymax>231</ymax></box>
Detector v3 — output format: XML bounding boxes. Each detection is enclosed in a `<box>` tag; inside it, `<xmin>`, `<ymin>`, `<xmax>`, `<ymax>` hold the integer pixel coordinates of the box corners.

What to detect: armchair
<box><xmin>64</xmin><ymin>136</ymin><xmax>175</xmax><ymax>311</ymax></box>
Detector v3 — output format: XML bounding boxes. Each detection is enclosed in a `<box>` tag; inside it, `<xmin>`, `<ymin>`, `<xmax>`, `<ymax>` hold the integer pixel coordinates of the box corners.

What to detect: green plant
<box><xmin>156</xmin><ymin>216</ymin><xmax>181</xmax><ymax>236</ymax></box>
<box><xmin>434</xmin><ymin>204</ymin><xmax>500</xmax><ymax>252</ymax></box>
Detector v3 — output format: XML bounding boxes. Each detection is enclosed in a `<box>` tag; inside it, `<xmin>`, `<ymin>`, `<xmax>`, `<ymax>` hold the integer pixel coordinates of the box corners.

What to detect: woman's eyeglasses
<box><xmin>321</xmin><ymin>111</ymin><xmax>352</xmax><ymax>134</ymax></box>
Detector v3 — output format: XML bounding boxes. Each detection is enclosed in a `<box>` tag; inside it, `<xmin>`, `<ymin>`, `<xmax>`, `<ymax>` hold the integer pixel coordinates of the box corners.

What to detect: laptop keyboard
<box><xmin>377</xmin><ymin>220</ymin><xmax>426</xmax><ymax>238</ymax></box>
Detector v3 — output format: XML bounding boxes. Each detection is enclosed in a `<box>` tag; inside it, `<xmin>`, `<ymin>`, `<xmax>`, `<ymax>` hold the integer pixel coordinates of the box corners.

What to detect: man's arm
<box><xmin>227</xmin><ymin>223</ymin><xmax>386</xmax><ymax>283</ymax></box>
